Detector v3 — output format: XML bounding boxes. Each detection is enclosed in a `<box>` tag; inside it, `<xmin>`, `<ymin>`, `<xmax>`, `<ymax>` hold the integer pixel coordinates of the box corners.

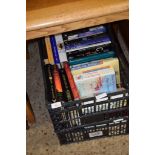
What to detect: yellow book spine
<box><xmin>45</xmin><ymin>36</ymin><xmax>54</xmax><ymax>64</ymax></box>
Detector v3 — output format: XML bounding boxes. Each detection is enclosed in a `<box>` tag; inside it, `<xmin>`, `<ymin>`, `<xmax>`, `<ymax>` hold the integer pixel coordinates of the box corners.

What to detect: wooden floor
<box><xmin>26</xmin><ymin>41</ymin><xmax>129</xmax><ymax>155</ymax></box>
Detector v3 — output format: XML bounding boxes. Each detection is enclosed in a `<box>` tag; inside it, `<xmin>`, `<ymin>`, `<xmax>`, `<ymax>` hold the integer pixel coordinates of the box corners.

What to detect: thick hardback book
<box><xmin>68</xmin><ymin>51</ymin><xmax>115</xmax><ymax>65</ymax></box>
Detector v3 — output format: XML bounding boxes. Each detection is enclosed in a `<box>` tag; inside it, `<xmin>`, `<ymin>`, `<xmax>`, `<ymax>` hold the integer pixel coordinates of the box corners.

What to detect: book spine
<box><xmin>65</xmin><ymin>35</ymin><xmax>111</xmax><ymax>52</ymax></box>
<box><xmin>50</xmin><ymin>36</ymin><xmax>60</xmax><ymax>64</ymax></box>
<box><xmin>63</xmin><ymin>62</ymin><xmax>80</xmax><ymax>100</ymax></box>
<box><xmin>67</xmin><ymin>43</ymin><xmax>112</xmax><ymax>60</ymax></box>
<box><xmin>52</xmin><ymin>65</ymin><xmax>63</xmax><ymax>101</ymax></box>
<box><xmin>62</xmin><ymin>25</ymin><xmax>107</xmax><ymax>41</ymax></box>
<box><xmin>45</xmin><ymin>36</ymin><xmax>54</xmax><ymax>64</ymax></box>
<box><xmin>70</xmin><ymin>59</ymin><xmax>104</xmax><ymax>71</ymax></box>
<box><xmin>69</xmin><ymin>51</ymin><xmax>115</xmax><ymax>65</ymax></box>
<box><xmin>65</xmin><ymin>41</ymin><xmax>111</xmax><ymax>53</ymax></box>
<box><xmin>73</xmin><ymin>66</ymin><xmax>112</xmax><ymax>81</ymax></box>
<box><xmin>45</xmin><ymin>65</ymin><xmax>56</xmax><ymax>102</ymax></box>
<box><xmin>64</xmin><ymin>33</ymin><xmax>108</xmax><ymax>46</ymax></box>
<box><xmin>55</xmin><ymin>34</ymin><xmax>68</xmax><ymax>62</ymax></box>
<box><xmin>59</xmin><ymin>69</ymin><xmax>73</xmax><ymax>102</ymax></box>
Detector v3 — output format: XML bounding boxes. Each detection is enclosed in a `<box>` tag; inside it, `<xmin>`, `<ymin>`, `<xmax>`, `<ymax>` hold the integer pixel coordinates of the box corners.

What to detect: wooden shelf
<box><xmin>26</xmin><ymin>0</ymin><xmax>128</xmax><ymax>40</ymax></box>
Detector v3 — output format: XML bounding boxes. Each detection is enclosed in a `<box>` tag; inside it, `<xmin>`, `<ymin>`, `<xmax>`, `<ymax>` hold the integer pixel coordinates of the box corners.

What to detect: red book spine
<box><xmin>63</xmin><ymin>62</ymin><xmax>80</xmax><ymax>100</ymax></box>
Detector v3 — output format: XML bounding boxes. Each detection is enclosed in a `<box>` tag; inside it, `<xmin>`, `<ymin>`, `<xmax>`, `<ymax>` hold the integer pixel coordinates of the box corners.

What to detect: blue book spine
<box><xmin>50</xmin><ymin>36</ymin><xmax>60</xmax><ymax>64</ymax></box>
<box><xmin>69</xmin><ymin>51</ymin><xmax>115</xmax><ymax>65</ymax></box>
<box><xmin>79</xmin><ymin>26</ymin><xmax>107</xmax><ymax>38</ymax></box>
<box><xmin>65</xmin><ymin>36</ymin><xmax>111</xmax><ymax>51</ymax></box>
<box><xmin>63</xmin><ymin>25</ymin><xmax>107</xmax><ymax>41</ymax></box>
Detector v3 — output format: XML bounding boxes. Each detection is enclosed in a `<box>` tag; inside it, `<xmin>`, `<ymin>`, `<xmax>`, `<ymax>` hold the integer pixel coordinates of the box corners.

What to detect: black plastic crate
<box><xmin>38</xmin><ymin>23</ymin><xmax>129</xmax><ymax>144</ymax></box>
<box><xmin>47</xmin><ymin>90</ymin><xmax>128</xmax><ymax>131</ymax></box>
<box><xmin>56</xmin><ymin>116</ymin><xmax>129</xmax><ymax>144</ymax></box>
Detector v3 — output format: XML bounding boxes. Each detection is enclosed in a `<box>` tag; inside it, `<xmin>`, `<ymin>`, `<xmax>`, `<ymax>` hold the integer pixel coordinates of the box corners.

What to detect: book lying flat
<box><xmin>71</xmin><ymin>58</ymin><xmax>120</xmax><ymax>85</ymax></box>
<box><xmin>65</xmin><ymin>36</ymin><xmax>111</xmax><ymax>52</ymax></box>
<box><xmin>62</xmin><ymin>25</ymin><xmax>107</xmax><ymax>41</ymax></box>
<box><xmin>68</xmin><ymin>51</ymin><xmax>115</xmax><ymax>65</ymax></box>
<box><xmin>67</xmin><ymin>43</ymin><xmax>112</xmax><ymax>60</ymax></box>
<box><xmin>65</xmin><ymin>41</ymin><xmax>111</xmax><ymax>53</ymax></box>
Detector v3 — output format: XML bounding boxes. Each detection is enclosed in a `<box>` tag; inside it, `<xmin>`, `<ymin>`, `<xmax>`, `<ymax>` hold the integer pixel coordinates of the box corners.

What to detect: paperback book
<box><xmin>66</xmin><ymin>43</ymin><xmax>113</xmax><ymax>60</ymax></box>
<box><xmin>68</xmin><ymin>51</ymin><xmax>115</xmax><ymax>65</ymax></box>
<box><xmin>62</xmin><ymin>25</ymin><xmax>107</xmax><ymax>41</ymax></box>
<box><xmin>71</xmin><ymin>58</ymin><xmax>120</xmax><ymax>85</ymax></box>
<box><xmin>73</xmin><ymin>67</ymin><xmax>117</xmax><ymax>99</ymax></box>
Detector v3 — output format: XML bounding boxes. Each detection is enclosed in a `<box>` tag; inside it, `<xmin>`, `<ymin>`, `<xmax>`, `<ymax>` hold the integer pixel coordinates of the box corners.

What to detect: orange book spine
<box><xmin>63</xmin><ymin>62</ymin><xmax>80</xmax><ymax>100</ymax></box>
<box><xmin>53</xmin><ymin>65</ymin><xmax>63</xmax><ymax>93</ymax></box>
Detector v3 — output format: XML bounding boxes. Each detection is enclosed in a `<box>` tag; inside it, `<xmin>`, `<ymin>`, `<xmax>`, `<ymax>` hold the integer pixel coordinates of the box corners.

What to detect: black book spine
<box><xmin>59</xmin><ymin>69</ymin><xmax>73</xmax><ymax>102</ymax></box>
<box><xmin>45</xmin><ymin>64</ymin><xmax>56</xmax><ymax>102</ymax></box>
<box><xmin>66</xmin><ymin>44</ymin><xmax>112</xmax><ymax>60</ymax></box>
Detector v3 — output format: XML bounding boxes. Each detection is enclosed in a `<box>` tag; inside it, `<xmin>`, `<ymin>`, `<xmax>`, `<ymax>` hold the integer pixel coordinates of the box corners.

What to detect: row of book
<box><xmin>45</xmin><ymin>58</ymin><xmax>120</xmax><ymax>103</ymax></box>
<box><xmin>44</xmin><ymin>25</ymin><xmax>122</xmax><ymax>103</ymax></box>
<box><xmin>45</xmin><ymin>25</ymin><xmax>115</xmax><ymax>66</ymax></box>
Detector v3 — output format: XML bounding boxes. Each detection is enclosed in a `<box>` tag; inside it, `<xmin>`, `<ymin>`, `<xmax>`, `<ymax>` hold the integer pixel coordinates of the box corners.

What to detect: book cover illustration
<box><xmin>54</xmin><ymin>34</ymin><xmax>68</xmax><ymax>62</ymax></box>
<box><xmin>74</xmin><ymin>67</ymin><xmax>117</xmax><ymax>99</ymax></box>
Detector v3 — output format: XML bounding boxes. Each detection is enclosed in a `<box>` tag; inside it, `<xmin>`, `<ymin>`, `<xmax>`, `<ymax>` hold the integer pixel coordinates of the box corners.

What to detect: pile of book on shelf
<box><xmin>44</xmin><ymin>25</ymin><xmax>124</xmax><ymax>103</ymax></box>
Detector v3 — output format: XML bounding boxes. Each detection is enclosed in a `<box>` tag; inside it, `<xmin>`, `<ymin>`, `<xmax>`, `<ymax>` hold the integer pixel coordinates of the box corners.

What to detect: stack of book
<box><xmin>44</xmin><ymin>25</ymin><xmax>122</xmax><ymax>102</ymax></box>
<box><xmin>71</xmin><ymin>58</ymin><xmax>120</xmax><ymax>99</ymax></box>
